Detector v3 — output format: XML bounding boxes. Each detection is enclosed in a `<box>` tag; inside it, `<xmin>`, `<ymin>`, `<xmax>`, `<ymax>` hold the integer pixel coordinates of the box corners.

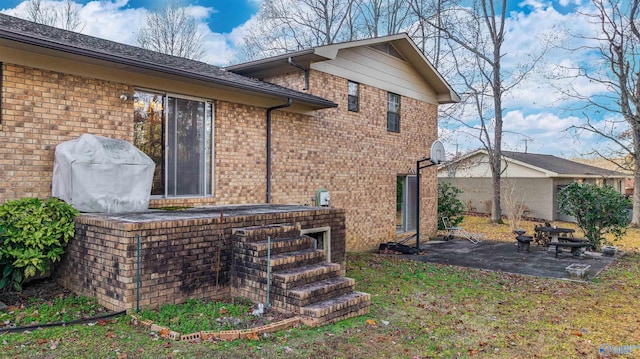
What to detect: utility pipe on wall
<box><xmin>266</xmin><ymin>98</ymin><xmax>292</xmax><ymax>203</ymax></box>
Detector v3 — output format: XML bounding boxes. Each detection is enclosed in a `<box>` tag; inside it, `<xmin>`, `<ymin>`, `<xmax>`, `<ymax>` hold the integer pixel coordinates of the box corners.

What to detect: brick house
<box><xmin>0</xmin><ymin>14</ymin><xmax>457</xmax><ymax>319</ymax></box>
<box><xmin>0</xmin><ymin>14</ymin><xmax>457</xmax><ymax>251</ymax></box>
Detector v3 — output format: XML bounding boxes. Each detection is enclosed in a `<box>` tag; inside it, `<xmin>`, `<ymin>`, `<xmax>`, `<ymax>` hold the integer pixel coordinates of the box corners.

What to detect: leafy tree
<box><xmin>558</xmin><ymin>182</ymin><xmax>629</xmax><ymax>249</ymax></box>
<box><xmin>438</xmin><ymin>182</ymin><xmax>465</xmax><ymax>229</ymax></box>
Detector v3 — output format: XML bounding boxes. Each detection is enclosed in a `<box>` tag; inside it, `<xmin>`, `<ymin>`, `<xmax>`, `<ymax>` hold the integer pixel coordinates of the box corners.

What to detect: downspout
<box><xmin>287</xmin><ymin>57</ymin><xmax>309</xmax><ymax>91</ymax></box>
<box><xmin>266</xmin><ymin>98</ymin><xmax>292</xmax><ymax>203</ymax></box>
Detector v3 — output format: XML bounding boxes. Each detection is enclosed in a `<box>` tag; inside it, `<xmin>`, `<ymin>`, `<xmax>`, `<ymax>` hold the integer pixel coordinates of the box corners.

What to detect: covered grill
<box><xmin>52</xmin><ymin>134</ymin><xmax>155</xmax><ymax>213</ymax></box>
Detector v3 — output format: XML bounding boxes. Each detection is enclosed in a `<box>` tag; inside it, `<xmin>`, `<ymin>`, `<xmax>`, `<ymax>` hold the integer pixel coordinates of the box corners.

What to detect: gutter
<box><xmin>266</xmin><ymin>98</ymin><xmax>292</xmax><ymax>203</ymax></box>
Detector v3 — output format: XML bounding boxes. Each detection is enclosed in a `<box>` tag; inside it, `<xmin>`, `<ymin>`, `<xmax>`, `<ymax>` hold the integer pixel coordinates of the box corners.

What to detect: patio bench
<box><xmin>549</xmin><ymin>241</ymin><xmax>590</xmax><ymax>258</ymax></box>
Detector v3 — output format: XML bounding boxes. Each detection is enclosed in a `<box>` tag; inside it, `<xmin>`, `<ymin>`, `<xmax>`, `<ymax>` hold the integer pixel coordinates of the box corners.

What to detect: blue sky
<box><xmin>1</xmin><ymin>0</ymin><xmax>259</xmax><ymax>33</ymax></box>
<box><xmin>0</xmin><ymin>1</ymin><xmax>624</xmax><ymax>160</ymax></box>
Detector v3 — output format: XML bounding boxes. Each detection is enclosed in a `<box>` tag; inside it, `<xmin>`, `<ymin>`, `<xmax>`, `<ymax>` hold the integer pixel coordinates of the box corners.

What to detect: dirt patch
<box><xmin>0</xmin><ymin>278</ymin><xmax>71</xmax><ymax>308</ymax></box>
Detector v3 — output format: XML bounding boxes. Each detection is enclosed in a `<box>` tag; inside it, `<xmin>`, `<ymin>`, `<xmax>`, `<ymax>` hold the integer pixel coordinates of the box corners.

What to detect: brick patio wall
<box><xmin>56</xmin><ymin>207</ymin><xmax>346</xmax><ymax>311</ymax></box>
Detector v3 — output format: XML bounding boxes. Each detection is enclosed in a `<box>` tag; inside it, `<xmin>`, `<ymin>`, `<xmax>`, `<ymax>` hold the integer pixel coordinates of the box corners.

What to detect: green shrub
<box><xmin>0</xmin><ymin>197</ymin><xmax>78</xmax><ymax>291</ymax></box>
<box><xmin>558</xmin><ymin>182</ymin><xmax>629</xmax><ymax>249</ymax></box>
<box><xmin>438</xmin><ymin>182</ymin><xmax>465</xmax><ymax>230</ymax></box>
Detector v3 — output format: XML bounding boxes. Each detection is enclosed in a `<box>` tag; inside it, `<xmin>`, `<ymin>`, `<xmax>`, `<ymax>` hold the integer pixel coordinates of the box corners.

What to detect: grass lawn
<box><xmin>1</xmin><ymin>216</ymin><xmax>639</xmax><ymax>358</ymax></box>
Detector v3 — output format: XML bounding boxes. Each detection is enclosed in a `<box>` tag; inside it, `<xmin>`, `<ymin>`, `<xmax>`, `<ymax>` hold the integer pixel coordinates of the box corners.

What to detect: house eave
<box><xmin>0</xmin><ymin>30</ymin><xmax>337</xmax><ymax>110</ymax></box>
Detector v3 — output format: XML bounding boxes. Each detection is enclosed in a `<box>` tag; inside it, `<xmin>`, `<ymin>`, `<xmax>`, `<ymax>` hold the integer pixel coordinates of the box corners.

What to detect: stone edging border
<box><xmin>128</xmin><ymin>313</ymin><xmax>302</xmax><ymax>341</ymax></box>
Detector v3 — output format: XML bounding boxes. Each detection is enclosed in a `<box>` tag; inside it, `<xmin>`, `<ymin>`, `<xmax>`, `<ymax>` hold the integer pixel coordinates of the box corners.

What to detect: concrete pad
<box><xmin>404</xmin><ymin>240</ymin><xmax>615</xmax><ymax>281</ymax></box>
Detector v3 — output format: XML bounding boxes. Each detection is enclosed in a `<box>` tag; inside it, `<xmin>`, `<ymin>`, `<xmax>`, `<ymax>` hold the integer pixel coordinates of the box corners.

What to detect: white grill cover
<box><xmin>52</xmin><ymin>134</ymin><xmax>155</xmax><ymax>213</ymax></box>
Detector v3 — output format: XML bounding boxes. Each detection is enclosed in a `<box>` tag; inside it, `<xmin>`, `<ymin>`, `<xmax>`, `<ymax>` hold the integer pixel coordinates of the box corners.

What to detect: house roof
<box><xmin>226</xmin><ymin>33</ymin><xmax>460</xmax><ymax>104</ymax></box>
<box><xmin>501</xmin><ymin>151</ymin><xmax>629</xmax><ymax>177</ymax></box>
<box><xmin>443</xmin><ymin>149</ymin><xmax>629</xmax><ymax>178</ymax></box>
<box><xmin>0</xmin><ymin>13</ymin><xmax>337</xmax><ymax>110</ymax></box>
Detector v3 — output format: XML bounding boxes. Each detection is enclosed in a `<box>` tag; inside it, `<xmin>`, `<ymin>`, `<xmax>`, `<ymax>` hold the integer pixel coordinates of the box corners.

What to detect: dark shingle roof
<box><xmin>0</xmin><ymin>13</ymin><xmax>336</xmax><ymax>109</ymax></box>
<box><xmin>502</xmin><ymin>151</ymin><xmax>628</xmax><ymax>177</ymax></box>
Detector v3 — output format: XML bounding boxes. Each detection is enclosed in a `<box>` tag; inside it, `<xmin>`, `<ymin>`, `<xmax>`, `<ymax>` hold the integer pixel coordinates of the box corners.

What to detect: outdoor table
<box><xmin>534</xmin><ymin>226</ymin><xmax>575</xmax><ymax>251</ymax></box>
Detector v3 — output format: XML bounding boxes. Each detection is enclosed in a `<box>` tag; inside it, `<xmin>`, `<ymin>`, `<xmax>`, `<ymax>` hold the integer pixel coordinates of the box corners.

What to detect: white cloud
<box><xmin>79</xmin><ymin>1</ymin><xmax>144</xmax><ymax>46</ymax></box>
<box><xmin>1</xmin><ymin>0</ymin><xmax>236</xmax><ymax>65</ymax></box>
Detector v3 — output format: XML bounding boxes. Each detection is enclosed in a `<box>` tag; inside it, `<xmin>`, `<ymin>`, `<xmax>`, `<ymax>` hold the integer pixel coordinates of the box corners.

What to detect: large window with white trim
<box><xmin>133</xmin><ymin>90</ymin><xmax>213</xmax><ymax>197</ymax></box>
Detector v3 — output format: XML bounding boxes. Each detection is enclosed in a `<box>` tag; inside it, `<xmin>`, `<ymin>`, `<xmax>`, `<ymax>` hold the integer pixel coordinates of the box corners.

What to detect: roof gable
<box><xmin>0</xmin><ymin>13</ymin><xmax>336</xmax><ymax>110</ymax></box>
<box><xmin>226</xmin><ymin>33</ymin><xmax>460</xmax><ymax>104</ymax></box>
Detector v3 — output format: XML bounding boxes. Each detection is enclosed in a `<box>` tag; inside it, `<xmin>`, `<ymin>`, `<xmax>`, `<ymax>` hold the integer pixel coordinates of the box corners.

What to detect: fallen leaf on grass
<box><xmin>117</xmin><ymin>354</ymin><xmax>128</xmax><ymax>359</ymax></box>
<box><xmin>365</xmin><ymin>319</ymin><xmax>376</xmax><ymax>326</ymax></box>
<box><xmin>49</xmin><ymin>340</ymin><xmax>59</xmax><ymax>350</ymax></box>
<box><xmin>159</xmin><ymin>329</ymin><xmax>171</xmax><ymax>338</ymax></box>
<box><xmin>106</xmin><ymin>331</ymin><xmax>116</xmax><ymax>338</ymax></box>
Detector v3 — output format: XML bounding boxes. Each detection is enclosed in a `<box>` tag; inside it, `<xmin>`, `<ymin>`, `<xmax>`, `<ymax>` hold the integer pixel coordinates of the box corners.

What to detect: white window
<box><xmin>387</xmin><ymin>92</ymin><xmax>400</xmax><ymax>132</ymax></box>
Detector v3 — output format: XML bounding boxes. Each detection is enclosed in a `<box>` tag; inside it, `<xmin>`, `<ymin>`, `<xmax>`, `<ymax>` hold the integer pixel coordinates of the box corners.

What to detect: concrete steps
<box><xmin>232</xmin><ymin>223</ymin><xmax>370</xmax><ymax>327</ymax></box>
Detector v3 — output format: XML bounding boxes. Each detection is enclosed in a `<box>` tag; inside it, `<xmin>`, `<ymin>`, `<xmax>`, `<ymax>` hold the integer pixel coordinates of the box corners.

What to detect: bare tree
<box><xmin>136</xmin><ymin>0</ymin><xmax>206</xmax><ymax>61</ymax></box>
<box><xmin>270</xmin><ymin>0</ymin><xmax>354</xmax><ymax>45</ymax></box>
<box><xmin>355</xmin><ymin>0</ymin><xmax>413</xmax><ymax>38</ymax></box>
<box><xmin>561</xmin><ymin>0</ymin><xmax>640</xmax><ymax>225</ymax></box>
<box><xmin>415</xmin><ymin>0</ymin><xmax>546</xmax><ymax>223</ymax></box>
<box><xmin>501</xmin><ymin>179</ymin><xmax>528</xmax><ymax>232</ymax></box>
<box><xmin>24</xmin><ymin>0</ymin><xmax>83</xmax><ymax>31</ymax></box>
<box><xmin>235</xmin><ymin>0</ymin><xmax>433</xmax><ymax>63</ymax></box>
<box><xmin>58</xmin><ymin>0</ymin><xmax>82</xmax><ymax>31</ymax></box>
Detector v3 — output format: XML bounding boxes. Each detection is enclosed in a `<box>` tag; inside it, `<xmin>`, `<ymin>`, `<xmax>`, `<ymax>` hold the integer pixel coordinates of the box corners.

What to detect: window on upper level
<box><xmin>348</xmin><ymin>81</ymin><xmax>359</xmax><ymax>112</ymax></box>
<box><xmin>387</xmin><ymin>92</ymin><xmax>400</xmax><ymax>132</ymax></box>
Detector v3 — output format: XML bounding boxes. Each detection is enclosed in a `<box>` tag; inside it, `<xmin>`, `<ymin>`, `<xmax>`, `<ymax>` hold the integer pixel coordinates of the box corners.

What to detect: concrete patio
<box><xmin>404</xmin><ymin>239</ymin><xmax>617</xmax><ymax>281</ymax></box>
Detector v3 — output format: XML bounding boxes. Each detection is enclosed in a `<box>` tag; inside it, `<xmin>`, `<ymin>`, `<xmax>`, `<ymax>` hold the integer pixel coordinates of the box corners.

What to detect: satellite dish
<box><xmin>430</xmin><ymin>140</ymin><xmax>446</xmax><ymax>164</ymax></box>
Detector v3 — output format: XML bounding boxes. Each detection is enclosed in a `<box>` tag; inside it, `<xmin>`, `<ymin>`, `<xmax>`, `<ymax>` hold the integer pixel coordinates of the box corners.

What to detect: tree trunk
<box><xmin>632</xmin><ymin>165</ymin><xmax>640</xmax><ymax>226</ymax></box>
<box><xmin>632</xmin><ymin>136</ymin><xmax>640</xmax><ymax>226</ymax></box>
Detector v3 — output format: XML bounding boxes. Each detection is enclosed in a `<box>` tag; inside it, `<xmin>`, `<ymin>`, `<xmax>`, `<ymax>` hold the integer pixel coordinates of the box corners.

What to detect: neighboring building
<box><xmin>438</xmin><ymin>150</ymin><xmax>629</xmax><ymax>221</ymax></box>
<box><xmin>572</xmin><ymin>156</ymin><xmax>634</xmax><ymax>197</ymax></box>
<box><xmin>0</xmin><ymin>14</ymin><xmax>458</xmax><ymax>252</ymax></box>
